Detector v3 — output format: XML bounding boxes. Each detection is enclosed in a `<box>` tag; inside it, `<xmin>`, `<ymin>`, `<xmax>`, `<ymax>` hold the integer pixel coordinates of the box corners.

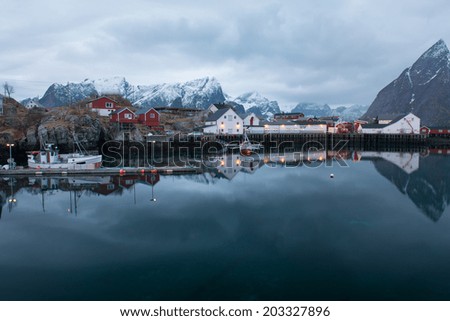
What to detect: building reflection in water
<box><xmin>352</xmin><ymin>150</ymin><xmax>450</xmax><ymax>221</ymax></box>
<box><xmin>0</xmin><ymin>173</ymin><xmax>161</xmax><ymax>217</ymax></box>
<box><xmin>0</xmin><ymin>149</ymin><xmax>448</xmax><ymax>221</ymax></box>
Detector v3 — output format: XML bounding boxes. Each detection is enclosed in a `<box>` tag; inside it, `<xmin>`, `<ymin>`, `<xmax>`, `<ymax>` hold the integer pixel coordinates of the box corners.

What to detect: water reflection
<box><xmin>1</xmin><ymin>150</ymin><xmax>450</xmax><ymax>300</ymax></box>
<box><xmin>369</xmin><ymin>153</ymin><xmax>450</xmax><ymax>221</ymax></box>
<box><xmin>0</xmin><ymin>151</ymin><xmax>449</xmax><ymax>221</ymax></box>
<box><xmin>0</xmin><ymin>173</ymin><xmax>160</xmax><ymax>217</ymax></box>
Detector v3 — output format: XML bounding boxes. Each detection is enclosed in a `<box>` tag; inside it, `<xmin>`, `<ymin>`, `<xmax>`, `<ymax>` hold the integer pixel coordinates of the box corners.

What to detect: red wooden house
<box><xmin>336</xmin><ymin>122</ymin><xmax>354</xmax><ymax>133</ymax></box>
<box><xmin>86</xmin><ymin>96</ymin><xmax>120</xmax><ymax>116</ymax></box>
<box><xmin>421</xmin><ymin>126</ymin><xmax>450</xmax><ymax>137</ymax></box>
<box><xmin>109</xmin><ymin>107</ymin><xmax>137</xmax><ymax>124</ymax></box>
<box><xmin>136</xmin><ymin>107</ymin><xmax>160</xmax><ymax>127</ymax></box>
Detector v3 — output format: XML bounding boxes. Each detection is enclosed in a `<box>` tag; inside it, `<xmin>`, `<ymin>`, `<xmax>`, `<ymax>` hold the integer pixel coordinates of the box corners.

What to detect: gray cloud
<box><xmin>1</xmin><ymin>0</ymin><xmax>450</xmax><ymax>108</ymax></box>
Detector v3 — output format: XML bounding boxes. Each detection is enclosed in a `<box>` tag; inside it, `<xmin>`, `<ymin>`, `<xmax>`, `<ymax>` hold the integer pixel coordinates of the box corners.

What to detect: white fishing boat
<box><xmin>27</xmin><ymin>143</ymin><xmax>102</xmax><ymax>169</ymax></box>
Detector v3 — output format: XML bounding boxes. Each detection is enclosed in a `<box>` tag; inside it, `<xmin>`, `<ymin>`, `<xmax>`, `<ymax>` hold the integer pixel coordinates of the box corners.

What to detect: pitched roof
<box><xmin>86</xmin><ymin>96</ymin><xmax>118</xmax><ymax>103</ymax></box>
<box><xmin>206</xmin><ymin>108</ymin><xmax>231</xmax><ymax>121</ymax></box>
<box><xmin>212</xmin><ymin>103</ymin><xmax>234</xmax><ymax>110</ymax></box>
<box><xmin>260</xmin><ymin>119</ymin><xmax>327</xmax><ymax>126</ymax></box>
<box><xmin>294</xmin><ymin>120</ymin><xmax>328</xmax><ymax>125</ymax></box>
<box><xmin>362</xmin><ymin>113</ymin><xmax>410</xmax><ymax>128</ymax></box>
<box><xmin>135</xmin><ymin>107</ymin><xmax>159</xmax><ymax>115</ymax></box>
<box><xmin>110</xmin><ymin>107</ymin><xmax>133</xmax><ymax>115</ymax></box>
<box><xmin>361</xmin><ymin>123</ymin><xmax>388</xmax><ymax>129</ymax></box>
<box><xmin>274</xmin><ymin>112</ymin><xmax>305</xmax><ymax>117</ymax></box>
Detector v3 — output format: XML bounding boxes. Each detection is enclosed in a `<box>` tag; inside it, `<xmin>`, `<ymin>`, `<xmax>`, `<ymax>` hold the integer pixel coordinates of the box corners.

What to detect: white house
<box><xmin>361</xmin><ymin>113</ymin><xmax>420</xmax><ymax>134</ymax></box>
<box><xmin>25</xmin><ymin>98</ymin><xmax>43</xmax><ymax>109</ymax></box>
<box><xmin>203</xmin><ymin>107</ymin><xmax>243</xmax><ymax>135</ymax></box>
<box><xmin>243</xmin><ymin>113</ymin><xmax>260</xmax><ymax>126</ymax></box>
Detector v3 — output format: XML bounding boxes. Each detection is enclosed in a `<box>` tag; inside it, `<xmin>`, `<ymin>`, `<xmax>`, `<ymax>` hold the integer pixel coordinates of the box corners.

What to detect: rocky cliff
<box><xmin>0</xmin><ymin>98</ymin><xmax>117</xmax><ymax>159</ymax></box>
<box><xmin>363</xmin><ymin>39</ymin><xmax>450</xmax><ymax>127</ymax></box>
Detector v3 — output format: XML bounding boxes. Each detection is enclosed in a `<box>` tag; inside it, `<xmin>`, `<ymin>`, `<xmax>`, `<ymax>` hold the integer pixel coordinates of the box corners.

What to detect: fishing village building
<box><xmin>273</xmin><ymin>112</ymin><xmax>305</xmax><ymax>120</ymax></box>
<box><xmin>109</xmin><ymin>107</ymin><xmax>161</xmax><ymax>129</ymax></box>
<box><xmin>135</xmin><ymin>107</ymin><xmax>160</xmax><ymax>127</ymax></box>
<box><xmin>359</xmin><ymin>113</ymin><xmax>420</xmax><ymax>134</ymax></box>
<box><xmin>420</xmin><ymin>126</ymin><xmax>450</xmax><ymax>138</ymax></box>
<box><xmin>110</xmin><ymin>107</ymin><xmax>136</xmax><ymax>124</ymax></box>
<box><xmin>86</xmin><ymin>96</ymin><xmax>120</xmax><ymax>116</ymax></box>
<box><xmin>246</xmin><ymin>120</ymin><xmax>328</xmax><ymax>134</ymax></box>
<box><xmin>243</xmin><ymin>113</ymin><xmax>260</xmax><ymax>126</ymax></box>
<box><xmin>203</xmin><ymin>107</ymin><xmax>243</xmax><ymax>135</ymax></box>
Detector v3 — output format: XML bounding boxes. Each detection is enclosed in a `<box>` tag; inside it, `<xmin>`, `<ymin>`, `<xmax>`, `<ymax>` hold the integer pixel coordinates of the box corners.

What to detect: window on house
<box><xmin>228</xmin><ymin>115</ymin><xmax>233</xmax><ymax>122</ymax></box>
<box><xmin>150</xmin><ymin>113</ymin><xmax>155</xmax><ymax>118</ymax></box>
<box><xmin>224</xmin><ymin>116</ymin><xmax>227</xmax><ymax>119</ymax></box>
<box><xmin>124</xmin><ymin>113</ymin><xmax>132</xmax><ymax>119</ymax></box>
<box><xmin>234</xmin><ymin>116</ymin><xmax>236</xmax><ymax>119</ymax></box>
<box><xmin>106</xmin><ymin>102</ymin><xmax>114</xmax><ymax>108</ymax></box>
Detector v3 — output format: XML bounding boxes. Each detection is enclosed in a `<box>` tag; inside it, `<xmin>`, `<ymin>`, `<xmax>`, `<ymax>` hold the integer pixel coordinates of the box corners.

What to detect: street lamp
<box><xmin>6</xmin><ymin>143</ymin><xmax>14</xmax><ymax>170</ymax></box>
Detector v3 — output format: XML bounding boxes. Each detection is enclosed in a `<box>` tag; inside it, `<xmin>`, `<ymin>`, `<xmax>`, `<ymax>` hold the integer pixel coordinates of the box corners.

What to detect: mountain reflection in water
<box><xmin>0</xmin><ymin>150</ymin><xmax>450</xmax><ymax>300</ymax></box>
<box><xmin>1</xmin><ymin>151</ymin><xmax>448</xmax><ymax>222</ymax></box>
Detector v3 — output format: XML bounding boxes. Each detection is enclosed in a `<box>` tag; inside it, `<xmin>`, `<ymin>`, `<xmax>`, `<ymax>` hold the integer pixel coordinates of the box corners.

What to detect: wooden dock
<box><xmin>0</xmin><ymin>166</ymin><xmax>202</xmax><ymax>177</ymax></box>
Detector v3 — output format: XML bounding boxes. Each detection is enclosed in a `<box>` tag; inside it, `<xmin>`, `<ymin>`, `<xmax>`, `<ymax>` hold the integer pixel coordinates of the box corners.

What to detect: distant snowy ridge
<box><xmin>233</xmin><ymin>92</ymin><xmax>281</xmax><ymax>119</ymax></box>
<box><xmin>26</xmin><ymin>76</ymin><xmax>369</xmax><ymax>120</ymax></box>
<box><xmin>291</xmin><ymin>102</ymin><xmax>368</xmax><ymax>121</ymax></box>
<box><xmin>133</xmin><ymin>77</ymin><xmax>226</xmax><ymax>109</ymax></box>
<box><xmin>36</xmin><ymin>76</ymin><xmax>226</xmax><ymax>109</ymax></box>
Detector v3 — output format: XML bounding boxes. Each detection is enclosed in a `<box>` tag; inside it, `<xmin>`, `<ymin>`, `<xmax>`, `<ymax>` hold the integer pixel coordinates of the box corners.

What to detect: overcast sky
<box><xmin>1</xmin><ymin>0</ymin><xmax>450</xmax><ymax>109</ymax></box>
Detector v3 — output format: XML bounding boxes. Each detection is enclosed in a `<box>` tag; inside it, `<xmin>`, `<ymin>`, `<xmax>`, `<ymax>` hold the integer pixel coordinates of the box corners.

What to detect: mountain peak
<box><xmin>363</xmin><ymin>39</ymin><xmax>450</xmax><ymax>127</ymax></box>
<box><xmin>233</xmin><ymin>92</ymin><xmax>280</xmax><ymax>119</ymax></box>
<box><xmin>420</xmin><ymin>39</ymin><xmax>449</xmax><ymax>60</ymax></box>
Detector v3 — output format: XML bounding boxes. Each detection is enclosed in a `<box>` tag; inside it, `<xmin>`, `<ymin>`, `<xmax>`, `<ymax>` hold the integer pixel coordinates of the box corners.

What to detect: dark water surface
<box><xmin>0</xmin><ymin>152</ymin><xmax>449</xmax><ymax>300</ymax></box>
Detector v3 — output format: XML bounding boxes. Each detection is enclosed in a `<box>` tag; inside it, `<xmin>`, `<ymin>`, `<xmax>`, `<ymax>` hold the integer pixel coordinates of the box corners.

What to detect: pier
<box><xmin>206</xmin><ymin>133</ymin><xmax>429</xmax><ymax>150</ymax></box>
<box><xmin>0</xmin><ymin>166</ymin><xmax>202</xmax><ymax>177</ymax></box>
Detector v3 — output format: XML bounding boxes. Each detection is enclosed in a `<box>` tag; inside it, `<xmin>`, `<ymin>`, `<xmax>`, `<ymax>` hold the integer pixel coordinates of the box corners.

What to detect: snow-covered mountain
<box><xmin>363</xmin><ymin>39</ymin><xmax>450</xmax><ymax>126</ymax></box>
<box><xmin>26</xmin><ymin>76</ymin><xmax>370</xmax><ymax>120</ymax></box>
<box><xmin>35</xmin><ymin>77</ymin><xmax>226</xmax><ymax>109</ymax></box>
<box><xmin>133</xmin><ymin>77</ymin><xmax>226</xmax><ymax>109</ymax></box>
<box><xmin>331</xmin><ymin>104</ymin><xmax>369</xmax><ymax>121</ymax></box>
<box><xmin>233</xmin><ymin>92</ymin><xmax>281</xmax><ymax>119</ymax></box>
<box><xmin>39</xmin><ymin>82</ymin><xmax>97</xmax><ymax>107</ymax></box>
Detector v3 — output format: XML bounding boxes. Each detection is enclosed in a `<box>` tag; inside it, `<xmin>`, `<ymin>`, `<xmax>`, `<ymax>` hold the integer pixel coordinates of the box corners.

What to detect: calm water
<box><xmin>0</xmin><ymin>151</ymin><xmax>449</xmax><ymax>300</ymax></box>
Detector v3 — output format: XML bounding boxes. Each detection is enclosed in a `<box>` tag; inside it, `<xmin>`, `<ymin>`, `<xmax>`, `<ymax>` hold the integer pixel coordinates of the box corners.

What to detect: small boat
<box><xmin>27</xmin><ymin>143</ymin><xmax>102</xmax><ymax>169</ymax></box>
<box><xmin>240</xmin><ymin>132</ymin><xmax>262</xmax><ymax>156</ymax></box>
